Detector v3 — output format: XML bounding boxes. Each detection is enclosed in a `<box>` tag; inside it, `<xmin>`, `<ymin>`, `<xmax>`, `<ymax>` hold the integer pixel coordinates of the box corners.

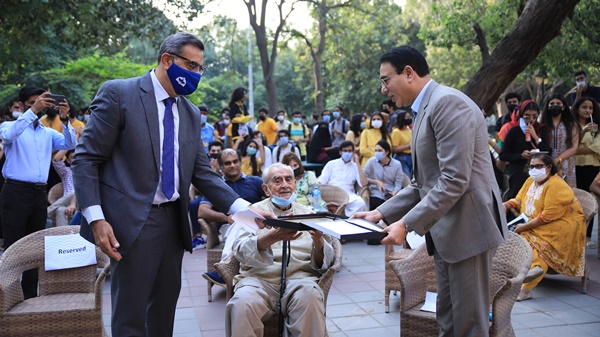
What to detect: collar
<box><xmin>150</xmin><ymin>69</ymin><xmax>176</xmax><ymax>103</ymax></box>
<box><xmin>379</xmin><ymin>158</ymin><xmax>391</xmax><ymax>167</ymax></box>
<box><xmin>272</xmin><ymin>201</ymin><xmax>292</xmax><ymax>211</ymax></box>
<box><xmin>411</xmin><ymin>79</ymin><xmax>433</xmax><ymax>114</ymax></box>
<box><xmin>223</xmin><ymin>173</ymin><xmax>247</xmax><ymax>182</ymax></box>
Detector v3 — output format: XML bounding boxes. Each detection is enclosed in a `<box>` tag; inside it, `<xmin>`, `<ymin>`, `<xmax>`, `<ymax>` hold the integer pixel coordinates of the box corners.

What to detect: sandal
<box><xmin>586</xmin><ymin>241</ymin><xmax>598</xmax><ymax>249</ymax></box>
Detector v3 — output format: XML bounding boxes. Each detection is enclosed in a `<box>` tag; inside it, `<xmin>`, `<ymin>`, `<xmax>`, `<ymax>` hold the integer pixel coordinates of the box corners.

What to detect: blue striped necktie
<box><xmin>162</xmin><ymin>97</ymin><xmax>176</xmax><ymax>199</ymax></box>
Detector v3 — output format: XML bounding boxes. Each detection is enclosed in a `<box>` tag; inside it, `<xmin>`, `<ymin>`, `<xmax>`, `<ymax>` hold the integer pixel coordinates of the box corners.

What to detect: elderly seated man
<box><xmin>226</xmin><ymin>163</ymin><xmax>334</xmax><ymax>337</ymax></box>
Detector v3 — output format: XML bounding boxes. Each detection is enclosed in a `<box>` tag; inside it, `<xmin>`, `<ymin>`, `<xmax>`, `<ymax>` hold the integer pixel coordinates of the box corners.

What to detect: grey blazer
<box><xmin>72</xmin><ymin>72</ymin><xmax>239</xmax><ymax>255</ymax></box>
<box><xmin>378</xmin><ymin>81</ymin><xmax>506</xmax><ymax>263</ymax></box>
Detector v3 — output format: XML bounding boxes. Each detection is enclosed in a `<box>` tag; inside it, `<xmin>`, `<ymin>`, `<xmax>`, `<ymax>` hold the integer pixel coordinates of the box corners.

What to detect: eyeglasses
<box><xmin>380</xmin><ymin>73</ymin><xmax>398</xmax><ymax>88</ymax></box>
<box><xmin>523</xmin><ymin>114</ymin><xmax>538</xmax><ymax>119</ymax></box>
<box><xmin>528</xmin><ymin>164</ymin><xmax>548</xmax><ymax>170</ymax></box>
<box><xmin>170</xmin><ymin>53</ymin><xmax>206</xmax><ymax>75</ymax></box>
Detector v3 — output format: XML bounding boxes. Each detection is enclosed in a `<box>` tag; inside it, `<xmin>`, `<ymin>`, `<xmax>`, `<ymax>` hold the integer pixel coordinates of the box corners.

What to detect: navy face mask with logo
<box><xmin>167</xmin><ymin>62</ymin><xmax>202</xmax><ymax>96</ymax></box>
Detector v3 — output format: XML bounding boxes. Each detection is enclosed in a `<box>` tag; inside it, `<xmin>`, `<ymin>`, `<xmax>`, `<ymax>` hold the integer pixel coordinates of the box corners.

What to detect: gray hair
<box><xmin>262</xmin><ymin>163</ymin><xmax>294</xmax><ymax>184</ymax></box>
<box><xmin>157</xmin><ymin>32</ymin><xmax>205</xmax><ymax>64</ymax></box>
<box><xmin>219</xmin><ymin>149</ymin><xmax>241</xmax><ymax>166</ymax></box>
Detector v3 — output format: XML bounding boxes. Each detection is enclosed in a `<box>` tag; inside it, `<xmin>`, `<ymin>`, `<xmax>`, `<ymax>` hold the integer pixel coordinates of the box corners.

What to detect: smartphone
<box><xmin>47</xmin><ymin>94</ymin><xmax>65</xmax><ymax>106</ymax></box>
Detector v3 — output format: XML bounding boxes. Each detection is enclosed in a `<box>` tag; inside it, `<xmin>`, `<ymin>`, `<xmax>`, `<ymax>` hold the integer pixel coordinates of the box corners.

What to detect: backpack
<box><xmin>275</xmin><ymin>144</ymin><xmax>297</xmax><ymax>162</ymax></box>
<box><xmin>330</xmin><ymin>119</ymin><xmax>348</xmax><ymax>134</ymax></box>
<box><xmin>287</xmin><ymin>123</ymin><xmax>307</xmax><ymax>138</ymax></box>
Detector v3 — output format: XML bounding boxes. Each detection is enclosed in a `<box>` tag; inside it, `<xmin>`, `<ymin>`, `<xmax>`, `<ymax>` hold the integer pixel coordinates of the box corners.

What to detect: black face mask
<box><xmin>258</xmin><ymin>115</ymin><xmax>266</xmax><ymax>121</ymax></box>
<box><xmin>404</xmin><ymin>118</ymin><xmax>413</xmax><ymax>125</ymax></box>
<box><xmin>293</xmin><ymin>167</ymin><xmax>303</xmax><ymax>177</ymax></box>
<box><xmin>209</xmin><ymin>153</ymin><xmax>220</xmax><ymax>159</ymax></box>
<box><xmin>506</xmin><ymin>104</ymin><xmax>518</xmax><ymax>114</ymax></box>
<box><xmin>549</xmin><ymin>105</ymin><xmax>563</xmax><ymax>116</ymax></box>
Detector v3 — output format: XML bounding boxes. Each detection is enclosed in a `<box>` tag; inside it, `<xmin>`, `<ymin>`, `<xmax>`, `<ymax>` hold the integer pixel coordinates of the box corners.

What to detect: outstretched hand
<box><xmin>352</xmin><ymin>209</ymin><xmax>384</xmax><ymax>223</ymax></box>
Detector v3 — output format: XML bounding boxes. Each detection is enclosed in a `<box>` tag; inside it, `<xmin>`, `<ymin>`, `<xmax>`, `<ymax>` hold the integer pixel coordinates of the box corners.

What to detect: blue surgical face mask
<box><xmin>246</xmin><ymin>147</ymin><xmax>257</xmax><ymax>155</ymax></box>
<box><xmin>201</xmin><ymin>114</ymin><xmax>207</xmax><ymax>124</ymax></box>
<box><xmin>167</xmin><ymin>61</ymin><xmax>202</xmax><ymax>95</ymax></box>
<box><xmin>279</xmin><ymin>137</ymin><xmax>289</xmax><ymax>145</ymax></box>
<box><xmin>576</xmin><ymin>81</ymin><xmax>586</xmax><ymax>88</ymax></box>
<box><xmin>341</xmin><ymin>152</ymin><xmax>353</xmax><ymax>162</ymax></box>
<box><xmin>293</xmin><ymin>117</ymin><xmax>301</xmax><ymax>124</ymax></box>
<box><xmin>323</xmin><ymin>115</ymin><xmax>330</xmax><ymax>123</ymax></box>
<box><xmin>375</xmin><ymin>152</ymin><xmax>386</xmax><ymax>161</ymax></box>
<box><xmin>268</xmin><ymin>187</ymin><xmax>297</xmax><ymax>208</ymax></box>
<box><xmin>332</xmin><ymin>112</ymin><xmax>340</xmax><ymax>119</ymax></box>
<box><xmin>360</xmin><ymin>121</ymin><xmax>367</xmax><ymax>129</ymax></box>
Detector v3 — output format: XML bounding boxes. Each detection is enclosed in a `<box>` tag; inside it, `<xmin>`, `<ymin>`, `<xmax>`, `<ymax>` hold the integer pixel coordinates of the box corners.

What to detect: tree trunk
<box><xmin>464</xmin><ymin>0</ymin><xmax>580</xmax><ymax>111</ymax></box>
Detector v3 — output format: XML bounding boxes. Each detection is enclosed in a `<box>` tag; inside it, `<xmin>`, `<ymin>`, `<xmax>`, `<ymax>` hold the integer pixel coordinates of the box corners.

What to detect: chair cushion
<box><xmin>7</xmin><ymin>293</ymin><xmax>96</xmax><ymax>314</ymax></box>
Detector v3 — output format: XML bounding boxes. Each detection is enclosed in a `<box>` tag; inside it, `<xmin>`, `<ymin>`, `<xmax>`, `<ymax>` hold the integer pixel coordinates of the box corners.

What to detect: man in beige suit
<box><xmin>355</xmin><ymin>46</ymin><xmax>506</xmax><ymax>337</ymax></box>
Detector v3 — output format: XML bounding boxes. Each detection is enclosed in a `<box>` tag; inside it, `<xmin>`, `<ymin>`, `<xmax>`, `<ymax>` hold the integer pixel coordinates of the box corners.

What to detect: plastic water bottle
<box><xmin>312</xmin><ymin>187</ymin><xmax>326</xmax><ymax>212</ymax></box>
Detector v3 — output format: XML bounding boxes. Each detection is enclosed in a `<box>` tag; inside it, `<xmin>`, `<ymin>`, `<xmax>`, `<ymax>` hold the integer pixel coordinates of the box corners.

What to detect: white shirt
<box><xmin>318</xmin><ymin>158</ymin><xmax>363</xmax><ymax>194</ymax></box>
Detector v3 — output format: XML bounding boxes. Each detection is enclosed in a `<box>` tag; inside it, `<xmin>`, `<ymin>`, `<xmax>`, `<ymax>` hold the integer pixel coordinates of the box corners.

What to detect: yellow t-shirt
<box><xmin>241</xmin><ymin>157</ymin><xmax>263</xmax><ymax>176</ymax></box>
<box><xmin>575</xmin><ymin>132</ymin><xmax>600</xmax><ymax>166</ymax></box>
<box><xmin>345</xmin><ymin>130</ymin><xmax>361</xmax><ymax>147</ymax></box>
<box><xmin>257</xmin><ymin>117</ymin><xmax>279</xmax><ymax>145</ymax></box>
<box><xmin>391</xmin><ymin>127</ymin><xmax>412</xmax><ymax>154</ymax></box>
<box><xmin>359</xmin><ymin>128</ymin><xmax>391</xmax><ymax>168</ymax></box>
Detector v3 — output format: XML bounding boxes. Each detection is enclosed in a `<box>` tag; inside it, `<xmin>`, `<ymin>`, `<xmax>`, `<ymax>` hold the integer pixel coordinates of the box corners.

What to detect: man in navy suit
<box><xmin>73</xmin><ymin>32</ymin><xmax>269</xmax><ymax>336</ymax></box>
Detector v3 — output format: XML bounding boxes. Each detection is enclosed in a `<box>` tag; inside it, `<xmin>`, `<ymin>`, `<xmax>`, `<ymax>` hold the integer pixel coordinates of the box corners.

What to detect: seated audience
<box><xmin>281</xmin><ymin>152</ymin><xmax>317</xmax><ymax>206</ymax></box>
<box><xmin>503</xmin><ymin>153</ymin><xmax>585</xmax><ymax>301</ymax></box>
<box><xmin>360</xmin><ymin>112</ymin><xmax>391</xmax><ymax>168</ymax></box>
<box><xmin>47</xmin><ymin>150</ymin><xmax>77</xmax><ymax>227</ymax></box>
<box><xmin>234</xmin><ymin>137</ymin><xmax>264</xmax><ymax>177</ymax></box>
<box><xmin>318</xmin><ymin>141</ymin><xmax>367</xmax><ymax>216</ymax></box>
<box><xmin>226</xmin><ymin>163</ymin><xmax>334</xmax><ymax>337</ymax></box>
<box><xmin>307</xmin><ymin>119</ymin><xmax>336</xmax><ymax>164</ymax></box>
<box><xmin>500</xmin><ymin>100</ymin><xmax>551</xmax><ymax>200</ymax></box>
<box><xmin>272</xmin><ymin>129</ymin><xmax>301</xmax><ymax>163</ymax></box>
<box><xmin>364</xmin><ymin>140</ymin><xmax>405</xmax><ymax>211</ymax></box>
<box><xmin>201</xmin><ymin>149</ymin><xmax>266</xmax><ymax>285</ymax></box>
<box><xmin>251</xmin><ymin>131</ymin><xmax>273</xmax><ymax>171</ymax></box>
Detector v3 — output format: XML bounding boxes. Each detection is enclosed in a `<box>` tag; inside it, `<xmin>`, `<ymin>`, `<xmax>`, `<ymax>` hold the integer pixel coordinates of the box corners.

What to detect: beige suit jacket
<box><xmin>378</xmin><ymin>81</ymin><xmax>506</xmax><ymax>263</ymax></box>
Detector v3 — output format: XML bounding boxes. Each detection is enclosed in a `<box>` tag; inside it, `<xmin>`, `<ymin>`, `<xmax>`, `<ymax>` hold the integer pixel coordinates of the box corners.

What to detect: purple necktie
<box><xmin>162</xmin><ymin>97</ymin><xmax>176</xmax><ymax>199</ymax></box>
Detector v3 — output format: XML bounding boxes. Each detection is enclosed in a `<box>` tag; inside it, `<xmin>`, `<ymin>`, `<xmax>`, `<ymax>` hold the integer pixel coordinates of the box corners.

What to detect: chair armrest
<box><xmin>199</xmin><ymin>219</ymin><xmax>221</xmax><ymax>249</ymax></box>
<box><xmin>94</xmin><ymin>264</ymin><xmax>111</xmax><ymax>310</ymax></box>
<box><xmin>389</xmin><ymin>246</ymin><xmax>435</xmax><ymax>311</ymax></box>
<box><xmin>214</xmin><ymin>256</ymin><xmax>240</xmax><ymax>301</ymax></box>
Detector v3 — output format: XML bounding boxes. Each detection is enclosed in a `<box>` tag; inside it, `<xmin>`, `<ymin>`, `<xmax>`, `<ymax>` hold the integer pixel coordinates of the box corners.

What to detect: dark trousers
<box><xmin>0</xmin><ymin>180</ymin><xmax>48</xmax><ymax>299</ymax></box>
<box><xmin>369</xmin><ymin>197</ymin><xmax>386</xmax><ymax>212</ymax></box>
<box><xmin>110</xmin><ymin>202</ymin><xmax>185</xmax><ymax>337</ymax></box>
<box><xmin>576</xmin><ymin>165</ymin><xmax>600</xmax><ymax>238</ymax></box>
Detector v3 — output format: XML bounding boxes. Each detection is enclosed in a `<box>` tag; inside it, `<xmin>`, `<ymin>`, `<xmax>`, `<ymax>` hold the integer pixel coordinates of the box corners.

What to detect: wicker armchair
<box><xmin>215</xmin><ymin>238</ymin><xmax>343</xmax><ymax>337</ymax></box>
<box><xmin>389</xmin><ymin>232</ymin><xmax>532</xmax><ymax>337</ymax></box>
<box><xmin>544</xmin><ymin>188</ymin><xmax>598</xmax><ymax>293</ymax></box>
<box><xmin>198</xmin><ymin>218</ymin><xmax>226</xmax><ymax>302</ymax></box>
<box><xmin>384</xmin><ymin>240</ymin><xmax>413</xmax><ymax>313</ymax></box>
<box><xmin>0</xmin><ymin>226</ymin><xmax>110</xmax><ymax>337</ymax></box>
<box><xmin>319</xmin><ymin>184</ymin><xmax>349</xmax><ymax>215</ymax></box>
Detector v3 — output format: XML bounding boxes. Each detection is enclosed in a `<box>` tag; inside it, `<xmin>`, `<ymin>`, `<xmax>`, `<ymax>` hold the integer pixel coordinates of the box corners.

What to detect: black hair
<box><xmin>157</xmin><ymin>32</ymin><xmax>204</xmax><ymax>64</ymax></box>
<box><xmin>292</xmin><ymin>110</ymin><xmax>302</xmax><ymax>117</ymax></box>
<box><xmin>278</xmin><ymin>129</ymin><xmax>290</xmax><ymax>137</ymax></box>
<box><xmin>572</xmin><ymin>97</ymin><xmax>600</xmax><ymax>139</ymax></box>
<box><xmin>198</xmin><ymin>105</ymin><xmax>209</xmax><ymax>112</ymax></box>
<box><xmin>208</xmin><ymin>140</ymin><xmax>224</xmax><ymax>151</ymax></box>
<box><xmin>258</xmin><ymin>107</ymin><xmax>269</xmax><ymax>115</ymax></box>
<box><xmin>369</xmin><ymin>111</ymin><xmax>390</xmax><ymax>143</ymax></box>
<box><xmin>349</xmin><ymin>113</ymin><xmax>364</xmax><ymax>137</ymax></box>
<box><xmin>251</xmin><ymin>130</ymin><xmax>267</xmax><ymax>145</ymax></box>
<box><xmin>394</xmin><ymin>110</ymin><xmax>412</xmax><ymax>129</ymax></box>
<box><xmin>376</xmin><ymin>139</ymin><xmax>392</xmax><ymax>158</ymax></box>
<box><xmin>504</xmin><ymin>92</ymin><xmax>521</xmax><ymax>104</ymax></box>
<box><xmin>339</xmin><ymin>140</ymin><xmax>355</xmax><ymax>152</ymax></box>
<box><xmin>540</xmin><ymin>93</ymin><xmax>577</xmax><ymax>148</ymax></box>
<box><xmin>519</xmin><ymin>100</ymin><xmax>540</xmax><ymax>118</ymax></box>
<box><xmin>321</xmin><ymin>110</ymin><xmax>330</xmax><ymax>116</ymax></box>
<box><xmin>229</xmin><ymin>87</ymin><xmax>247</xmax><ymax>106</ymax></box>
<box><xmin>18</xmin><ymin>86</ymin><xmax>45</xmax><ymax>105</ymax></box>
<box><xmin>380</xmin><ymin>46</ymin><xmax>429</xmax><ymax>77</ymax></box>
<box><xmin>241</xmin><ymin>139</ymin><xmax>261</xmax><ymax>176</ymax></box>
<box><xmin>382</xmin><ymin>99</ymin><xmax>394</xmax><ymax>108</ymax></box>
<box><xmin>529</xmin><ymin>153</ymin><xmax>558</xmax><ymax>176</ymax></box>
<box><xmin>574</xmin><ymin>70</ymin><xmax>587</xmax><ymax>78</ymax></box>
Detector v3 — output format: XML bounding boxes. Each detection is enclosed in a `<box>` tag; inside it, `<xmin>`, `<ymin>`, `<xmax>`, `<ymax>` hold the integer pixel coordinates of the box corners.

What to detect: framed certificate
<box><xmin>266</xmin><ymin>213</ymin><xmax>387</xmax><ymax>241</ymax></box>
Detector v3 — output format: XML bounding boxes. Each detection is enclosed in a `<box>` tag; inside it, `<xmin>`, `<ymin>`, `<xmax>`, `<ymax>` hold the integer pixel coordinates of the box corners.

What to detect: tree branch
<box><xmin>472</xmin><ymin>22</ymin><xmax>490</xmax><ymax>64</ymax></box>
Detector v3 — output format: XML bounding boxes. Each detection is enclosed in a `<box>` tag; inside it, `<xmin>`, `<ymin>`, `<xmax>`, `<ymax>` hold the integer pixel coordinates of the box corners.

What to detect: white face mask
<box><xmin>375</xmin><ymin>152</ymin><xmax>386</xmax><ymax>161</ymax></box>
<box><xmin>223</xmin><ymin>119</ymin><xmax>230</xmax><ymax>125</ymax></box>
<box><xmin>371</xmin><ymin>120</ymin><xmax>383</xmax><ymax>129</ymax></box>
<box><xmin>12</xmin><ymin>111</ymin><xmax>23</xmax><ymax>119</ymax></box>
<box><xmin>576</xmin><ymin>81</ymin><xmax>586</xmax><ymax>88</ymax></box>
<box><xmin>529</xmin><ymin>167</ymin><xmax>548</xmax><ymax>182</ymax></box>
<box><xmin>277</xmin><ymin>115</ymin><xmax>284</xmax><ymax>121</ymax></box>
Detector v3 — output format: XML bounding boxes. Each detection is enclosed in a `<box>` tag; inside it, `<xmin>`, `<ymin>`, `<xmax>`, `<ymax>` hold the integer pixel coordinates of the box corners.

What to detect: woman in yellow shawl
<box><xmin>503</xmin><ymin>153</ymin><xmax>586</xmax><ymax>301</ymax></box>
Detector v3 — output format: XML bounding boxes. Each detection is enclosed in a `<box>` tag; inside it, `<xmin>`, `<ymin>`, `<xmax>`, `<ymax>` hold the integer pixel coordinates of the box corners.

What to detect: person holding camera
<box><xmin>0</xmin><ymin>85</ymin><xmax>77</xmax><ymax>299</ymax></box>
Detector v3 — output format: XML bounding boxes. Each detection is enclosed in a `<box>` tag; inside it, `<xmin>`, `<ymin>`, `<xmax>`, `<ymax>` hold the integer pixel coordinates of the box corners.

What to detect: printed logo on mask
<box><xmin>176</xmin><ymin>77</ymin><xmax>187</xmax><ymax>87</ymax></box>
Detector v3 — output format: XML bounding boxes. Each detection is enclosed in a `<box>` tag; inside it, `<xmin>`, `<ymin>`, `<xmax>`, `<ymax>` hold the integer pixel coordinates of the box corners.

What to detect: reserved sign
<box><xmin>45</xmin><ymin>233</ymin><xmax>97</xmax><ymax>271</ymax></box>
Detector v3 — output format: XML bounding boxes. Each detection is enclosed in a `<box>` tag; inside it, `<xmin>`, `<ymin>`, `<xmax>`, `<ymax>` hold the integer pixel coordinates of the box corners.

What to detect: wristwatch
<box><xmin>537</xmin><ymin>138</ymin><xmax>542</xmax><ymax>144</ymax></box>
